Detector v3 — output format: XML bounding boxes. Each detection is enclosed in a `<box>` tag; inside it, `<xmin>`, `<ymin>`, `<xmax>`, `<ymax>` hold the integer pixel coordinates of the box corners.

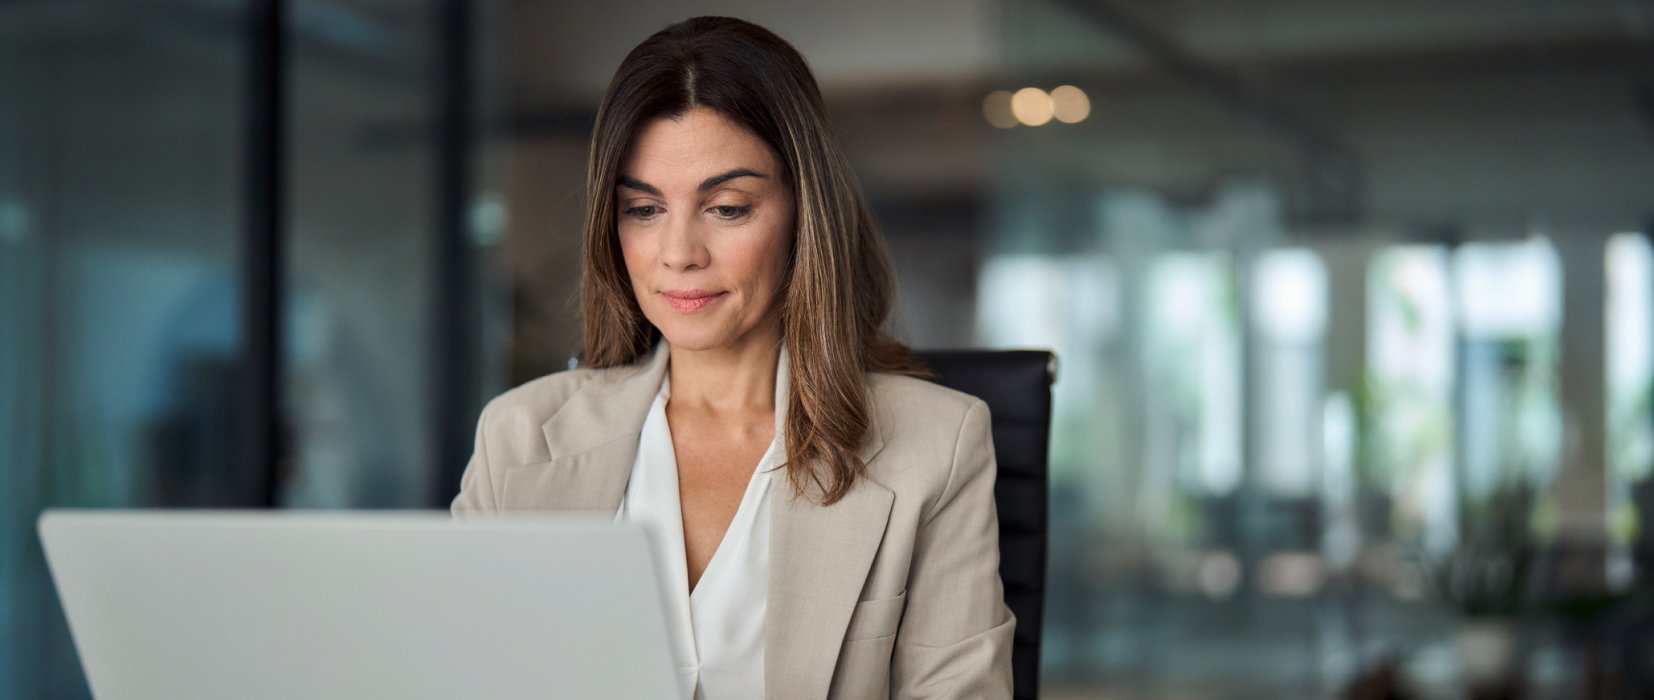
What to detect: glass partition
<box><xmin>0</xmin><ymin>2</ymin><xmax>250</xmax><ymax>696</ymax></box>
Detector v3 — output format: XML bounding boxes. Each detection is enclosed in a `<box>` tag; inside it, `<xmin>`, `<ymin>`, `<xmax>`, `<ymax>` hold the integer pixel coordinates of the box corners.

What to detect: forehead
<box><xmin>619</xmin><ymin>108</ymin><xmax>779</xmax><ymax>185</ymax></box>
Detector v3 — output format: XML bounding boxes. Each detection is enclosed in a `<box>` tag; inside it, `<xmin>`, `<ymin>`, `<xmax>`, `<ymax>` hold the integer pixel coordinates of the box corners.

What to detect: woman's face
<box><xmin>616</xmin><ymin>107</ymin><xmax>795</xmax><ymax>354</ymax></box>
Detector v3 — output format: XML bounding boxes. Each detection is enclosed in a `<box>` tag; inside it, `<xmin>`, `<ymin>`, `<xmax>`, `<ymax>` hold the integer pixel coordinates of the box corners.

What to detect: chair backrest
<box><xmin>911</xmin><ymin>350</ymin><xmax>1054</xmax><ymax>700</ymax></box>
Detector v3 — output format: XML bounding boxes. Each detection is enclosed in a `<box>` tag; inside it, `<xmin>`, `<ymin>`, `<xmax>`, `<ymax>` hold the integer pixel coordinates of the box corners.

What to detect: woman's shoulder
<box><xmin>867</xmin><ymin>371</ymin><xmax>985</xmax><ymax>421</ymax></box>
<box><xmin>484</xmin><ymin>367</ymin><xmax>598</xmax><ymax>417</ymax></box>
<box><xmin>478</xmin><ymin>362</ymin><xmax>646</xmax><ymax>432</ymax></box>
<box><xmin>861</xmin><ymin>372</ymin><xmax>994</xmax><ymax>508</ymax></box>
<box><xmin>864</xmin><ymin>372</ymin><xmax>990</xmax><ymax>459</ymax></box>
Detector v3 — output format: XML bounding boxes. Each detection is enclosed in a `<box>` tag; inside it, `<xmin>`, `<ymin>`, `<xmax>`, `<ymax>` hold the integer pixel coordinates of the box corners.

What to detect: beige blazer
<box><xmin>451</xmin><ymin>343</ymin><xmax>1014</xmax><ymax>699</ymax></box>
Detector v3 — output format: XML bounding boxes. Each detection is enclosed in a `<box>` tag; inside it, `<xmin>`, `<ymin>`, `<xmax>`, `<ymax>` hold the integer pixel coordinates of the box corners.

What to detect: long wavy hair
<box><xmin>579</xmin><ymin>16</ymin><xmax>924</xmax><ymax>505</ymax></box>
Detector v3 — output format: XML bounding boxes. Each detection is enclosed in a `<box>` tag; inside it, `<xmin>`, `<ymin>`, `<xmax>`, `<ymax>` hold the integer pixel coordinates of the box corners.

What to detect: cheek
<box><xmin>727</xmin><ymin>215</ymin><xmax>790</xmax><ymax>281</ymax></box>
<box><xmin>765</xmin><ymin>210</ymin><xmax>796</xmax><ymax>285</ymax></box>
<box><xmin>736</xmin><ymin>220</ymin><xmax>793</xmax><ymax>293</ymax></box>
<box><xmin>617</xmin><ymin>230</ymin><xmax>651</xmax><ymax>281</ymax></box>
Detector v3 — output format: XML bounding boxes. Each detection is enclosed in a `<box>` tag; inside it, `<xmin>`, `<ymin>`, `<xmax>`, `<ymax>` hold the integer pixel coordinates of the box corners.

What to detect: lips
<box><xmin>661</xmin><ymin>290</ymin><xmax>726</xmax><ymax>312</ymax></box>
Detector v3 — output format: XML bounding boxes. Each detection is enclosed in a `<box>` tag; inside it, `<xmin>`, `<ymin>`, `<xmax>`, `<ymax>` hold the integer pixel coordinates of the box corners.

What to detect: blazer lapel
<box><xmin>497</xmin><ymin>443</ymin><xmax>640</xmax><ymax>511</ymax></box>
<box><xmin>765</xmin><ymin>419</ymin><xmax>892</xmax><ymax>700</ymax></box>
<box><xmin>502</xmin><ymin>343</ymin><xmax>670</xmax><ymax>511</ymax></box>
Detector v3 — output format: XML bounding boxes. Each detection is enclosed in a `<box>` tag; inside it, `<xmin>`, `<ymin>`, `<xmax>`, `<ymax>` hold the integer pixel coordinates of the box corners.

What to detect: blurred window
<box><xmin>1452</xmin><ymin>238</ymin><xmax>1563</xmax><ymax>531</ymax></box>
<box><xmin>1253</xmin><ymin>249</ymin><xmax>1329</xmax><ymax>498</ymax></box>
<box><xmin>1606</xmin><ymin>233</ymin><xmax>1653</xmax><ymax>548</ymax></box>
<box><xmin>1368</xmin><ymin>246</ymin><xmax>1458</xmax><ymax>554</ymax></box>
<box><xmin>1146</xmin><ymin>252</ymin><xmax>1243</xmax><ymax>497</ymax></box>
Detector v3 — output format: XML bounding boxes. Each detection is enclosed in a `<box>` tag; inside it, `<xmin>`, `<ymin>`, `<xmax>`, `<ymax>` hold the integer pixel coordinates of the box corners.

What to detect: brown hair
<box><xmin>579</xmin><ymin>16</ymin><xmax>924</xmax><ymax>505</ymax></box>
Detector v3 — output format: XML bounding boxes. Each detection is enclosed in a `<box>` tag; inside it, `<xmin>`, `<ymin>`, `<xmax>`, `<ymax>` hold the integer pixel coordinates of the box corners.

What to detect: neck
<box><xmin>666</xmin><ymin>326</ymin><xmax>783</xmax><ymax>415</ymax></box>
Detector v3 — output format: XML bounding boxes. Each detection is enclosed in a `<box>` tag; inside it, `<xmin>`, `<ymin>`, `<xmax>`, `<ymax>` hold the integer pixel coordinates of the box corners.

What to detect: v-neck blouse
<box><xmin>614</xmin><ymin>345</ymin><xmax>787</xmax><ymax>700</ymax></box>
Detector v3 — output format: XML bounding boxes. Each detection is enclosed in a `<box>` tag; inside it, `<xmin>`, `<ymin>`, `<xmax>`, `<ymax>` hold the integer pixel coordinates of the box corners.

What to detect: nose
<box><xmin>660</xmin><ymin>210</ymin><xmax>710</xmax><ymax>271</ymax></box>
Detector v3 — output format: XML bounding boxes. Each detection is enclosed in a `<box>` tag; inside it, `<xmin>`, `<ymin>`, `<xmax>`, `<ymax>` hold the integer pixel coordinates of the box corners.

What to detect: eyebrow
<box><xmin>616</xmin><ymin>168</ymin><xmax>767</xmax><ymax>196</ymax></box>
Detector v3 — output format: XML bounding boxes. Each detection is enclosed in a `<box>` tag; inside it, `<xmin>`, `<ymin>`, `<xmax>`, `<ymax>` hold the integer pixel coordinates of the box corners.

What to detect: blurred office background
<box><xmin>3</xmin><ymin>0</ymin><xmax>1652</xmax><ymax>697</ymax></box>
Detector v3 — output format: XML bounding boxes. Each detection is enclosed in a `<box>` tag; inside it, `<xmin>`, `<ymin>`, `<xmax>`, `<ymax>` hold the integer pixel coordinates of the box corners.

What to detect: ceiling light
<box><xmin>1051</xmin><ymin>85</ymin><xmax>1091</xmax><ymax>124</ymax></box>
<box><xmin>1010</xmin><ymin>87</ymin><xmax>1054</xmax><ymax>127</ymax></box>
<box><xmin>982</xmin><ymin>90</ymin><xmax>1017</xmax><ymax>129</ymax></box>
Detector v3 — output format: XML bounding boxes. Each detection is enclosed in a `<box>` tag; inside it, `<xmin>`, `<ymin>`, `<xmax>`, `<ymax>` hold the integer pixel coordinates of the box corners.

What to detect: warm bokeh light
<box><xmin>1050</xmin><ymin>84</ymin><xmax>1091</xmax><ymax>124</ymax></box>
<box><xmin>1010</xmin><ymin>87</ymin><xmax>1053</xmax><ymax>126</ymax></box>
<box><xmin>982</xmin><ymin>90</ymin><xmax>1017</xmax><ymax>129</ymax></box>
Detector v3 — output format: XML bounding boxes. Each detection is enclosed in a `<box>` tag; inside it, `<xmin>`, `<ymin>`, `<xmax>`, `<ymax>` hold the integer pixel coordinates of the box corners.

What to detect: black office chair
<box><xmin>912</xmin><ymin>350</ymin><xmax>1054</xmax><ymax>700</ymax></box>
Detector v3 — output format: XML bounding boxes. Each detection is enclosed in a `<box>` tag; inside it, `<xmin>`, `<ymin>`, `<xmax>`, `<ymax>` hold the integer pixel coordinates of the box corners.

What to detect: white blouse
<box><xmin>614</xmin><ymin>346</ymin><xmax>787</xmax><ymax>700</ymax></box>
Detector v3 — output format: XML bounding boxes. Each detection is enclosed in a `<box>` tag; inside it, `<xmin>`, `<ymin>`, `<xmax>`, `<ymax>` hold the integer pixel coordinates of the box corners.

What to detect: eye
<box><xmin>710</xmin><ymin>205</ymin><xmax>751</xmax><ymax>220</ymax></box>
<box><xmin>623</xmin><ymin>205</ymin><xmax>660</xmax><ymax>219</ymax></box>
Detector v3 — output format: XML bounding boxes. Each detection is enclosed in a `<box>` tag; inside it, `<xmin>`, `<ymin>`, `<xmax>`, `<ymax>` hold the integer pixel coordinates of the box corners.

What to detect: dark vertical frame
<box><xmin>431</xmin><ymin>0</ymin><xmax>475</xmax><ymax>506</ymax></box>
<box><xmin>1234</xmin><ymin>248</ymin><xmax>1263</xmax><ymax>603</ymax></box>
<box><xmin>245</xmin><ymin>0</ymin><xmax>285</xmax><ymax>508</ymax></box>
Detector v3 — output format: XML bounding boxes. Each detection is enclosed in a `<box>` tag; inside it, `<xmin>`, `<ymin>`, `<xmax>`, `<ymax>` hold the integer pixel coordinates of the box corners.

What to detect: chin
<box><xmin>657</xmin><ymin>333</ymin><xmax>725</xmax><ymax>352</ymax></box>
<box><xmin>650</xmin><ymin>322</ymin><xmax>735</xmax><ymax>352</ymax></box>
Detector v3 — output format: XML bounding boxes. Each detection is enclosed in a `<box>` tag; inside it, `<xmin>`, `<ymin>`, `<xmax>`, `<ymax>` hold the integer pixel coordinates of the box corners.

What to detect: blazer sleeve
<box><xmin>890</xmin><ymin>398</ymin><xmax>1016</xmax><ymax>699</ymax></box>
<box><xmin>450</xmin><ymin>399</ymin><xmax>499</xmax><ymax>514</ymax></box>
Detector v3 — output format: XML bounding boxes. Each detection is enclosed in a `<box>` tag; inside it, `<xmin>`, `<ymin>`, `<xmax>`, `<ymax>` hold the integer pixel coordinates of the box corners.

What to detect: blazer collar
<box><xmin>540</xmin><ymin>341</ymin><xmax>671</xmax><ymax>462</ymax></box>
<box><xmin>491</xmin><ymin>343</ymin><xmax>666</xmax><ymax>513</ymax></box>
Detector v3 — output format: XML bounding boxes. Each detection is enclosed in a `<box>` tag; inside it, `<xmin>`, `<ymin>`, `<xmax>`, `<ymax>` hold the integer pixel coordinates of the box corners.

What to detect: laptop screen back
<box><xmin>39</xmin><ymin>511</ymin><xmax>681</xmax><ymax>700</ymax></box>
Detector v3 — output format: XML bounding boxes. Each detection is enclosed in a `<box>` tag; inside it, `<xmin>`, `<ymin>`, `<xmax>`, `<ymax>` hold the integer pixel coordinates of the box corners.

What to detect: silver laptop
<box><xmin>38</xmin><ymin>510</ymin><xmax>682</xmax><ymax>700</ymax></box>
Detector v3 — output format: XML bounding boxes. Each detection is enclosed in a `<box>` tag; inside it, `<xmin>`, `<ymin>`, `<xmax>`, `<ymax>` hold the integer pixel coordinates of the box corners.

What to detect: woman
<box><xmin>451</xmin><ymin>16</ymin><xmax>1013</xmax><ymax>699</ymax></box>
